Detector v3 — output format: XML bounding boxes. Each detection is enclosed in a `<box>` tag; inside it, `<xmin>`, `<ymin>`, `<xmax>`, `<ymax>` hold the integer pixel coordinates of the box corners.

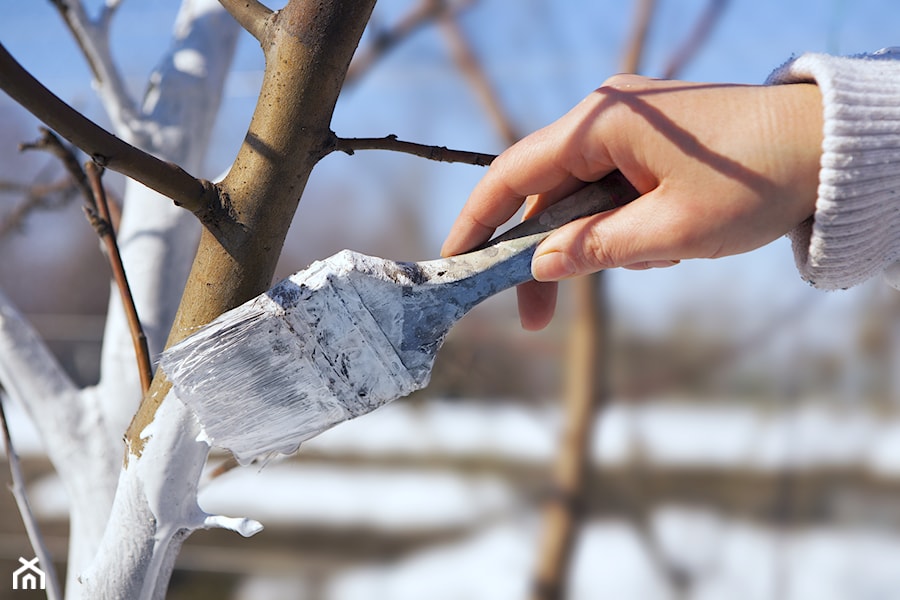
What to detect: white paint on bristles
<box><xmin>163</xmin><ymin>250</ymin><xmax>425</xmax><ymax>465</ymax></box>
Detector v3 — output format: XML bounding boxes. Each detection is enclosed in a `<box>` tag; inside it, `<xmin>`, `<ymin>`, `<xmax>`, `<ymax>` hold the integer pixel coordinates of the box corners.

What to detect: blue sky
<box><xmin>2</xmin><ymin>0</ymin><xmax>899</xmax><ymax>346</ymax></box>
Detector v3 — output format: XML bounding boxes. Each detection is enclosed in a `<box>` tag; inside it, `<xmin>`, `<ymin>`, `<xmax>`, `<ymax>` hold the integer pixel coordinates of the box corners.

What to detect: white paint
<box><xmin>173</xmin><ymin>48</ymin><xmax>207</xmax><ymax>77</ymax></box>
<box><xmin>199</xmin><ymin>462</ymin><xmax>513</xmax><ymax>530</ymax></box>
<box><xmin>163</xmin><ymin>250</ymin><xmax>423</xmax><ymax>465</ymax></box>
<box><xmin>162</xmin><ymin>233</ymin><xmax>551</xmax><ymax>465</ymax></box>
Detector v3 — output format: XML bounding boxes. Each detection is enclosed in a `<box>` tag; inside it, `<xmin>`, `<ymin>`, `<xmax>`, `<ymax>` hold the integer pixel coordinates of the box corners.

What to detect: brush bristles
<box><xmin>160</xmin><ymin>253</ymin><xmax>422</xmax><ymax>465</ymax></box>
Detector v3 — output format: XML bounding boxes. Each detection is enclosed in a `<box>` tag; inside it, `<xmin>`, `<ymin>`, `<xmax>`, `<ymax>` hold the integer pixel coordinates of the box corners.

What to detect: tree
<box><xmin>0</xmin><ymin>0</ymin><xmax>397</xmax><ymax>596</ymax></box>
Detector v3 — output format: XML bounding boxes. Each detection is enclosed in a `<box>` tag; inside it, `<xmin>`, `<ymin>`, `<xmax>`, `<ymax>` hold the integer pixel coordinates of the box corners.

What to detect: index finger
<box><xmin>441</xmin><ymin>120</ymin><xmax>611</xmax><ymax>256</ymax></box>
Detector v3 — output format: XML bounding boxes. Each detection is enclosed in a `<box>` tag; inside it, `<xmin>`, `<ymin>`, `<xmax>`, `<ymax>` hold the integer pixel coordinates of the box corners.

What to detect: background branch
<box><xmin>48</xmin><ymin>0</ymin><xmax>139</xmax><ymax>136</ymax></box>
<box><xmin>347</xmin><ymin>0</ymin><xmax>474</xmax><ymax>84</ymax></box>
<box><xmin>0</xmin><ymin>43</ymin><xmax>216</xmax><ymax>215</ymax></box>
<box><xmin>530</xmin><ymin>1</ymin><xmax>656</xmax><ymax>597</ymax></box>
<box><xmin>0</xmin><ymin>179</ymin><xmax>78</xmax><ymax>237</ymax></box>
<box><xmin>0</xmin><ymin>395</ymin><xmax>62</xmax><ymax>600</ymax></box>
<box><xmin>620</xmin><ymin>0</ymin><xmax>657</xmax><ymax>76</ymax></box>
<box><xmin>439</xmin><ymin>10</ymin><xmax>520</xmax><ymax>144</ymax></box>
<box><xmin>19</xmin><ymin>127</ymin><xmax>93</xmax><ymax>204</ymax></box>
<box><xmin>661</xmin><ymin>0</ymin><xmax>730</xmax><ymax>79</ymax></box>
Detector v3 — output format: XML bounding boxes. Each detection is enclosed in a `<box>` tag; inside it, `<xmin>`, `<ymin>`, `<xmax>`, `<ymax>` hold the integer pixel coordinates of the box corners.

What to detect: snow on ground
<box><xmin>199</xmin><ymin>463</ymin><xmax>514</xmax><ymax>530</ymax></box>
<box><xmin>319</xmin><ymin>512</ymin><xmax>900</xmax><ymax>600</ymax></box>
<box><xmin>304</xmin><ymin>398</ymin><xmax>900</xmax><ymax>474</ymax></box>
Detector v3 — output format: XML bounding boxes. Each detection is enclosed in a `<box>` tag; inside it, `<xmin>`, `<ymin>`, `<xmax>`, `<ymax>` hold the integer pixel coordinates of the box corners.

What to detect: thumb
<box><xmin>531</xmin><ymin>189</ymin><xmax>682</xmax><ymax>281</ymax></box>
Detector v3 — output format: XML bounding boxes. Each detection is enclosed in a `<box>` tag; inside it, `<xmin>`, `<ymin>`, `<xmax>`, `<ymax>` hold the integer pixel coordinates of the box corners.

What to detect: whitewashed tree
<box><xmin>0</xmin><ymin>0</ymin><xmax>404</xmax><ymax>596</ymax></box>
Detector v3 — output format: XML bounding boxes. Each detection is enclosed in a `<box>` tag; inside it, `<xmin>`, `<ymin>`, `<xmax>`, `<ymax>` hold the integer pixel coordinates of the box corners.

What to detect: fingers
<box><xmin>530</xmin><ymin>186</ymin><xmax>710</xmax><ymax>281</ymax></box>
<box><xmin>516</xmin><ymin>280</ymin><xmax>558</xmax><ymax>331</ymax></box>
<box><xmin>441</xmin><ymin>113</ymin><xmax>615</xmax><ymax>257</ymax></box>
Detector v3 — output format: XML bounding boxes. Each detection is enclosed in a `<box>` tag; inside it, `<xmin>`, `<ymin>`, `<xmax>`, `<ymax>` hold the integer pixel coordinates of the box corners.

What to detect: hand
<box><xmin>441</xmin><ymin>75</ymin><xmax>823</xmax><ymax>330</ymax></box>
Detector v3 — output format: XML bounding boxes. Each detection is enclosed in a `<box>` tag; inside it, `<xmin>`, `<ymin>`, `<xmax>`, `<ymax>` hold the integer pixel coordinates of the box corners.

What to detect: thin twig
<box><xmin>0</xmin><ymin>43</ymin><xmax>216</xmax><ymax>215</ymax></box>
<box><xmin>1</xmin><ymin>135</ymin><xmax>81</xmax><ymax>236</ymax></box>
<box><xmin>20</xmin><ymin>127</ymin><xmax>94</xmax><ymax>206</ymax></box>
<box><xmin>9</xmin><ymin>127</ymin><xmax>122</xmax><ymax>233</ymax></box>
<box><xmin>0</xmin><ymin>395</ymin><xmax>63</xmax><ymax>600</ymax></box>
<box><xmin>85</xmin><ymin>162</ymin><xmax>153</xmax><ymax>394</ymax></box>
<box><xmin>218</xmin><ymin>0</ymin><xmax>273</xmax><ymax>42</ymax></box>
<box><xmin>330</xmin><ymin>133</ymin><xmax>495</xmax><ymax>166</ymax></box>
<box><xmin>0</xmin><ymin>179</ymin><xmax>76</xmax><ymax>237</ymax></box>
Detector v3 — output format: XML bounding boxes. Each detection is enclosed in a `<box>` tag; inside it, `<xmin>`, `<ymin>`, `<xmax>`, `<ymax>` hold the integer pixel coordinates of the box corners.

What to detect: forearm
<box><xmin>768</xmin><ymin>48</ymin><xmax>900</xmax><ymax>289</ymax></box>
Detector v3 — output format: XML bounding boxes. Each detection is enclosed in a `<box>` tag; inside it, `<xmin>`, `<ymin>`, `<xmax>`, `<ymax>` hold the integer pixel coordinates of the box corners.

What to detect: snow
<box><xmin>326</xmin><ymin>521</ymin><xmax>535</xmax><ymax>600</ymax></box>
<box><xmin>303</xmin><ymin>400</ymin><xmax>558</xmax><ymax>462</ymax></box>
<box><xmin>198</xmin><ymin>463</ymin><xmax>514</xmax><ymax>530</ymax></box>
<box><xmin>324</xmin><ymin>515</ymin><xmax>900</xmax><ymax>600</ymax></box>
<box><xmin>303</xmin><ymin>398</ymin><xmax>900</xmax><ymax>474</ymax></box>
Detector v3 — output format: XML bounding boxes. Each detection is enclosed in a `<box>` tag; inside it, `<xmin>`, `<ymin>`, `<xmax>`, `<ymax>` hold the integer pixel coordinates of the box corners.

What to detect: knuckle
<box><xmin>599</xmin><ymin>72</ymin><xmax>650</xmax><ymax>91</ymax></box>
<box><xmin>580</xmin><ymin>225</ymin><xmax>618</xmax><ymax>271</ymax></box>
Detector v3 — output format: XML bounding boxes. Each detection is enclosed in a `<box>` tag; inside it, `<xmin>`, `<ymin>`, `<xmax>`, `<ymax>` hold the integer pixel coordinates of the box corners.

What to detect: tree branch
<box><xmin>330</xmin><ymin>133</ymin><xmax>495</xmax><ymax>166</ymax></box>
<box><xmin>217</xmin><ymin>0</ymin><xmax>273</xmax><ymax>42</ymax></box>
<box><xmin>0</xmin><ymin>178</ymin><xmax>78</xmax><ymax>237</ymax></box>
<box><xmin>0</xmin><ymin>395</ymin><xmax>63</xmax><ymax>600</ymax></box>
<box><xmin>85</xmin><ymin>162</ymin><xmax>153</xmax><ymax>394</ymax></box>
<box><xmin>438</xmin><ymin>10</ymin><xmax>520</xmax><ymax>145</ymax></box>
<box><xmin>48</xmin><ymin>0</ymin><xmax>140</xmax><ymax>136</ymax></box>
<box><xmin>0</xmin><ymin>287</ymin><xmax>120</xmax><ymax>592</ymax></box>
<box><xmin>0</xmin><ymin>43</ymin><xmax>218</xmax><ymax>215</ymax></box>
<box><xmin>19</xmin><ymin>127</ymin><xmax>94</xmax><ymax>204</ymax></box>
<box><xmin>620</xmin><ymin>0</ymin><xmax>656</xmax><ymax>75</ymax></box>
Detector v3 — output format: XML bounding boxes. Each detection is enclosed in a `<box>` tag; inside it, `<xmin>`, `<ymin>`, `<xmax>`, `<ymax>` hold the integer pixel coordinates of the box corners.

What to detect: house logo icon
<box><xmin>12</xmin><ymin>557</ymin><xmax>45</xmax><ymax>590</ymax></box>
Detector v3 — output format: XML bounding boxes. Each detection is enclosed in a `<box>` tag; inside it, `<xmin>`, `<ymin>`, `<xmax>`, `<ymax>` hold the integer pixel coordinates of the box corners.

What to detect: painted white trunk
<box><xmin>0</xmin><ymin>0</ymin><xmax>246</xmax><ymax>597</ymax></box>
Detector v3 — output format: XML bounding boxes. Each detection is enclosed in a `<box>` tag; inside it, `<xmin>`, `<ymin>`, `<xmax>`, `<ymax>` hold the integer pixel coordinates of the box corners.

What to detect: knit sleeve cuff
<box><xmin>767</xmin><ymin>49</ymin><xmax>900</xmax><ymax>290</ymax></box>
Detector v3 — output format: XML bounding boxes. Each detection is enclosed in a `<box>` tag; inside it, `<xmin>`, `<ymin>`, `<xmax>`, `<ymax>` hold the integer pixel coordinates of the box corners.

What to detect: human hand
<box><xmin>441</xmin><ymin>75</ymin><xmax>823</xmax><ymax>330</ymax></box>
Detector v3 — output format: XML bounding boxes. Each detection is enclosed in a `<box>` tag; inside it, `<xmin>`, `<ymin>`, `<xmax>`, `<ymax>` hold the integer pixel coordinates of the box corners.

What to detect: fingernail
<box><xmin>532</xmin><ymin>251</ymin><xmax>576</xmax><ymax>281</ymax></box>
<box><xmin>647</xmin><ymin>259</ymin><xmax>680</xmax><ymax>268</ymax></box>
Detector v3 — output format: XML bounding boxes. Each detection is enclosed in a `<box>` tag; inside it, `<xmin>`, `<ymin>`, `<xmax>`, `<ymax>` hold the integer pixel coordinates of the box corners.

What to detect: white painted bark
<box><xmin>0</xmin><ymin>0</ymin><xmax>244</xmax><ymax>597</ymax></box>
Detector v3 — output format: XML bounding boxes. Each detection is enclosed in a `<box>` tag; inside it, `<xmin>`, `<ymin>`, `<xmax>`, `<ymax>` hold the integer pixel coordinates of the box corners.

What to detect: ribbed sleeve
<box><xmin>767</xmin><ymin>49</ymin><xmax>900</xmax><ymax>289</ymax></box>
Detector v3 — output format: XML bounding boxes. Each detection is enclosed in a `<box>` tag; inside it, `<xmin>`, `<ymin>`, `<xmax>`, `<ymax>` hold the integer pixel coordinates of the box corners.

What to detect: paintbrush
<box><xmin>160</xmin><ymin>171</ymin><xmax>639</xmax><ymax>464</ymax></box>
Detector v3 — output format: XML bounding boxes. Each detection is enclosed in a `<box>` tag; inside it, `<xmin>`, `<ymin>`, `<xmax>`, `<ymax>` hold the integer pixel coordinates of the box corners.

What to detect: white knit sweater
<box><xmin>767</xmin><ymin>49</ymin><xmax>900</xmax><ymax>290</ymax></box>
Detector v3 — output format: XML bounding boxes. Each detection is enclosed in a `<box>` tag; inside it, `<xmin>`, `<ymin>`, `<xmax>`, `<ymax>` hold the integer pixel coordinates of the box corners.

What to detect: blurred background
<box><xmin>2</xmin><ymin>0</ymin><xmax>900</xmax><ymax>598</ymax></box>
